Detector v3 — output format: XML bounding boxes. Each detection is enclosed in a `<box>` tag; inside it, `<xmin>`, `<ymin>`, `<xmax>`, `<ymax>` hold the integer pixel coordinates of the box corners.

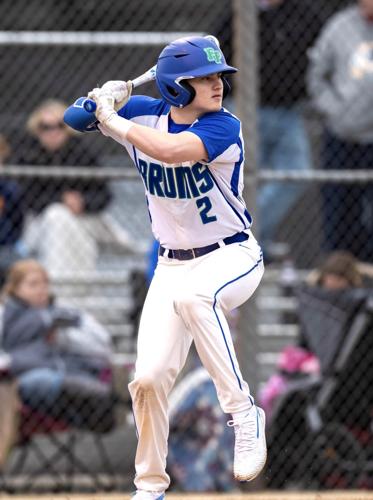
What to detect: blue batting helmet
<box><xmin>156</xmin><ymin>36</ymin><xmax>237</xmax><ymax>108</ymax></box>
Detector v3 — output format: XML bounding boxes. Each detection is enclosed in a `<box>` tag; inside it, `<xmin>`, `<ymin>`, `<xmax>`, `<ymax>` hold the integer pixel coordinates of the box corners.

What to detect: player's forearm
<box><xmin>127</xmin><ymin>122</ymin><xmax>184</xmax><ymax>162</ymax></box>
<box><xmin>100</xmin><ymin>115</ymin><xmax>205</xmax><ymax>163</ymax></box>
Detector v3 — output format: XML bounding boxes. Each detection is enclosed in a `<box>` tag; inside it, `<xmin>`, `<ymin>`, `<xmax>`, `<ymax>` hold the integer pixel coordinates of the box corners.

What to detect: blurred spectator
<box><xmin>304</xmin><ymin>249</ymin><xmax>364</xmax><ymax>294</ymax></box>
<box><xmin>0</xmin><ymin>259</ymin><xmax>116</xmax><ymax>466</ymax></box>
<box><xmin>259</xmin><ymin>346</ymin><xmax>320</xmax><ymax>425</ymax></box>
<box><xmin>264</xmin><ymin>250</ymin><xmax>373</xmax><ymax>488</ymax></box>
<box><xmin>13</xmin><ymin>99</ymin><xmax>112</xmax><ymax>274</ymax></box>
<box><xmin>16</xmin><ymin>99</ymin><xmax>110</xmax><ymax>213</ymax></box>
<box><xmin>257</xmin><ymin>0</ymin><xmax>324</xmax><ymax>254</ymax></box>
<box><xmin>0</xmin><ymin>134</ymin><xmax>25</xmax><ymax>285</ymax></box>
<box><xmin>307</xmin><ymin>0</ymin><xmax>373</xmax><ymax>261</ymax></box>
<box><xmin>259</xmin><ymin>250</ymin><xmax>364</xmax><ymax>421</ymax></box>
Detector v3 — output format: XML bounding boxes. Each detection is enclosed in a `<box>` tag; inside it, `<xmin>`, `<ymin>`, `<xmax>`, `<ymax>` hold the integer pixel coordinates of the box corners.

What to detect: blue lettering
<box><xmin>148</xmin><ymin>162</ymin><xmax>165</xmax><ymax>197</ymax></box>
<box><xmin>163</xmin><ymin>167</ymin><xmax>177</xmax><ymax>198</ymax></box>
<box><xmin>182</xmin><ymin>167</ymin><xmax>200</xmax><ymax>198</ymax></box>
<box><xmin>175</xmin><ymin>166</ymin><xmax>191</xmax><ymax>199</ymax></box>
<box><xmin>138</xmin><ymin>159</ymin><xmax>149</xmax><ymax>190</ymax></box>
<box><xmin>192</xmin><ymin>163</ymin><xmax>214</xmax><ymax>193</ymax></box>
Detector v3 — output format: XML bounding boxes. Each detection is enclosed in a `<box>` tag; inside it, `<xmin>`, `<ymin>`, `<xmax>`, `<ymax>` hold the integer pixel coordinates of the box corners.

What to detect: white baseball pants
<box><xmin>128</xmin><ymin>232</ymin><xmax>264</xmax><ymax>492</ymax></box>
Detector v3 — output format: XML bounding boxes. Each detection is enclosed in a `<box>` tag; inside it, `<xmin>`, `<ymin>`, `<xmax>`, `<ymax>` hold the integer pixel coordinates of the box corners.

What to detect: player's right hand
<box><xmin>87</xmin><ymin>87</ymin><xmax>116</xmax><ymax>125</ymax></box>
<box><xmin>101</xmin><ymin>80</ymin><xmax>133</xmax><ymax>110</ymax></box>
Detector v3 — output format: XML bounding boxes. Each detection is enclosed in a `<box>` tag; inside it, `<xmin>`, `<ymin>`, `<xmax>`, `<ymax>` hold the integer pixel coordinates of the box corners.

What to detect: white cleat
<box><xmin>228</xmin><ymin>405</ymin><xmax>267</xmax><ymax>481</ymax></box>
<box><xmin>132</xmin><ymin>490</ymin><xmax>165</xmax><ymax>500</ymax></box>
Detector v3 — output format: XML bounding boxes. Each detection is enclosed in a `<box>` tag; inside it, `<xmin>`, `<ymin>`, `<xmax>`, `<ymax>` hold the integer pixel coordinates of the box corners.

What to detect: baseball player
<box><xmin>88</xmin><ymin>36</ymin><xmax>266</xmax><ymax>500</ymax></box>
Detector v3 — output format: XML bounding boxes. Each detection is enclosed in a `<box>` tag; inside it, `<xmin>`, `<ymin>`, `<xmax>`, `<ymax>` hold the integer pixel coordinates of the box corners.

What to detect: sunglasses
<box><xmin>38</xmin><ymin>122</ymin><xmax>65</xmax><ymax>132</ymax></box>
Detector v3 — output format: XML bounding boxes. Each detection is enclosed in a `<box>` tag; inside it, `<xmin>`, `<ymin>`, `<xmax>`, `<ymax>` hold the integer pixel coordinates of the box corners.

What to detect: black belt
<box><xmin>159</xmin><ymin>232</ymin><xmax>249</xmax><ymax>261</ymax></box>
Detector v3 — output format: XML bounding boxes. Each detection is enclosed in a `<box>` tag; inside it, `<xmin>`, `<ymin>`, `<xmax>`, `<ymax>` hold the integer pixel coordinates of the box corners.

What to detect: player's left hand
<box><xmin>101</xmin><ymin>80</ymin><xmax>133</xmax><ymax>109</ymax></box>
<box><xmin>87</xmin><ymin>87</ymin><xmax>117</xmax><ymax>125</ymax></box>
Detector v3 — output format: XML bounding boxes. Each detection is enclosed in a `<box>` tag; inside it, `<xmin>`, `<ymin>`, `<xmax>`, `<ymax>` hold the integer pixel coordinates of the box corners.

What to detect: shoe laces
<box><xmin>227</xmin><ymin>409</ymin><xmax>259</xmax><ymax>454</ymax></box>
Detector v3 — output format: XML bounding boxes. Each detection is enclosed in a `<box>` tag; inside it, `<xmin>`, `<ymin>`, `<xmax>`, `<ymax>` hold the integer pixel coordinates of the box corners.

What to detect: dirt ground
<box><xmin>0</xmin><ymin>491</ymin><xmax>373</xmax><ymax>500</ymax></box>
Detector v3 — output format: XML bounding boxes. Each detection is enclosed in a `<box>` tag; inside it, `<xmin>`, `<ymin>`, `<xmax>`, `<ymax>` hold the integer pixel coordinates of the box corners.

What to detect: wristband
<box><xmin>103</xmin><ymin>113</ymin><xmax>134</xmax><ymax>139</ymax></box>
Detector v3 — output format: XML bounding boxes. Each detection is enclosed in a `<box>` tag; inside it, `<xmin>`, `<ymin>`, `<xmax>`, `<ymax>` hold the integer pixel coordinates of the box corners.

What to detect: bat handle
<box><xmin>83</xmin><ymin>98</ymin><xmax>96</xmax><ymax>113</ymax></box>
<box><xmin>82</xmin><ymin>89</ymin><xmax>134</xmax><ymax>114</ymax></box>
<box><xmin>82</xmin><ymin>66</ymin><xmax>156</xmax><ymax>114</ymax></box>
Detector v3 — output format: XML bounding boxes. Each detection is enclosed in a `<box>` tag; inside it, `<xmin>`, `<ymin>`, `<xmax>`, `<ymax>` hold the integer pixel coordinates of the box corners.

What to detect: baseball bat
<box><xmin>83</xmin><ymin>64</ymin><xmax>157</xmax><ymax>113</ymax></box>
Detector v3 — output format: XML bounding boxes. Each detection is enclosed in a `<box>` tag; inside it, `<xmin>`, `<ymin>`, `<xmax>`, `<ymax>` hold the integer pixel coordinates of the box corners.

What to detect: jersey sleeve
<box><xmin>117</xmin><ymin>95</ymin><xmax>169</xmax><ymax>120</ymax></box>
<box><xmin>188</xmin><ymin>110</ymin><xmax>241</xmax><ymax>163</ymax></box>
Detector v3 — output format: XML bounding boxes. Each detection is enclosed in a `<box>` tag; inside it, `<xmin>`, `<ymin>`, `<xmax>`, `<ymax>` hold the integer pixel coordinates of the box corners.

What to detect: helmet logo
<box><xmin>203</xmin><ymin>47</ymin><xmax>222</xmax><ymax>64</ymax></box>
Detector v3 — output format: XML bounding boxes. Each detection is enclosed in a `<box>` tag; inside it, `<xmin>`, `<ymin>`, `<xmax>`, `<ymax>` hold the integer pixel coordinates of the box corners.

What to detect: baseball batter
<box><xmin>88</xmin><ymin>36</ymin><xmax>267</xmax><ymax>500</ymax></box>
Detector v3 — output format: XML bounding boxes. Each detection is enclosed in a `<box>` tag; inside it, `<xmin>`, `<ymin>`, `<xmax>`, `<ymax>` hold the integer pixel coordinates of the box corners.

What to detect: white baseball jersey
<box><xmin>118</xmin><ymin>95</ymin><xmax>252</xmax><ymax>249</ymax></box>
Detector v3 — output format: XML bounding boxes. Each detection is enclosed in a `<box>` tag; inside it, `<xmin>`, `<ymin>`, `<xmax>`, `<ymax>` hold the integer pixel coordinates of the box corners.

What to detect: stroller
<box><xmin>265</xmin><ymin>285</ymin><xmax>373</xmax><ymax>489</ymax></box>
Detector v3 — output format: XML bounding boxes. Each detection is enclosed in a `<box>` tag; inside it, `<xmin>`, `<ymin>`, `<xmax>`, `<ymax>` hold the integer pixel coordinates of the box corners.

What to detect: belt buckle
<box><xmin>177</xmin><ymin>248</ymin><xmax>195</xmax><ymax>260</ymax></box>
<box><xmin>174</xmin><ymin>249</ymin><xmax>189</xmax><ymax>260</ymax></box>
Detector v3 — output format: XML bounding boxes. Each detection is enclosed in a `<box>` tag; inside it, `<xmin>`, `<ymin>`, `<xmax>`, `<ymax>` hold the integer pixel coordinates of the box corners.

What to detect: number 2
<box><xmin>196</xmin><ymin>196</ymin><xmax>217</xmax><ymax>224</ymax></box>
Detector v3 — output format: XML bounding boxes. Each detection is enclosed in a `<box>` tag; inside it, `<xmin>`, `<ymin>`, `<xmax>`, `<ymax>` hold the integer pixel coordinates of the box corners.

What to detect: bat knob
<box><xmin>64</xmin><ymin>97</ymin><xmax>98</xmax><ymax>132</ymax></box>
<box><xmin>83</xmin><ymin>98</ymin><xmax>97</xmax><ymax>112</ymax></box>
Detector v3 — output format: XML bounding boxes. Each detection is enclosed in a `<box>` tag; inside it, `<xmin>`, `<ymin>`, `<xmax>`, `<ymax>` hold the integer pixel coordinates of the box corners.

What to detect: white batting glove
<box><xmin>101</xmin><ymin>80</ymin><xmax>133</xmax><ymax>110</ymax></box>
<box><xmin>87</xmin><ymin>87</ymin><xmax>117</xmax><ymax>125</ymax></box>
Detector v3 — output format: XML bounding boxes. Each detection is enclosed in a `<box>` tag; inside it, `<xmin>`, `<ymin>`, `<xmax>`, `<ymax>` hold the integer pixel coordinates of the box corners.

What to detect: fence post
<box><xmin>233</xmin><ymin>0</ymin><xmax>261</xmax><ymax>396</ymax></box>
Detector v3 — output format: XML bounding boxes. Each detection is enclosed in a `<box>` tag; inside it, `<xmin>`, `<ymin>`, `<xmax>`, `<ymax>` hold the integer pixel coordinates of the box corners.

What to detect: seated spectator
<box><xmin>263</xmin><ymin>250</ymin><xmax>373</xmax><ymax>488</ymax></box>
<box><xmin>304</xmin><ymin>249</ymin><xmax>365</xmax><ymax>291</ymax></box>
<box><xmin>259</xmin><ymin>250</ymin><xmax>365</xmax><ymax>422</ymax></box>
<box><xmin>13</xmin><ymin>99</ymin><xmax>112</xmax><ymax>275</ymax></box>
<box><xmin>0</xmin><ymin>134</ymin><xmax>25</xmax><ymax>285</ymax></box>
<box><xmin>0</xmin><ymin>259</ymin><xmax>116</xmax><ymax>467</ymax></box>
<box><xmin>16</xmin><ymin>99</ymin><xmax>111</xmax><ymax>214</ymax></box>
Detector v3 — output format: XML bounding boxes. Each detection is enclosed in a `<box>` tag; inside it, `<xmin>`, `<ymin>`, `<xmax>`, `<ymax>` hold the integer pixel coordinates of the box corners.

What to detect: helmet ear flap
<box><xmin>179</xmin><ymin>81</ymin><xmax>196</xmax><ymax>107</ymax></box>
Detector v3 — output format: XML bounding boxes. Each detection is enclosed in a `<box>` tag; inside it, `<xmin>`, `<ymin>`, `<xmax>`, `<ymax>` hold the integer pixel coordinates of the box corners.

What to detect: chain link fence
<box><xmin>252</xmin><ymin>0</ymin><xmax>373</xmax><ymax>269</ymax></box>
<box><xmin>0</xmin><ymin>0</ymin><xmax>373</xmax><ymax>493</ymax></box>
<box><xmin>242</xmin><ymin>0</ymin><xmax>373</xmax><ymax>491</ymax></box>
<box><xmin>0</xmin><ymin>0</ymin><xmax>234</xmax><ymax>492</ymax></box>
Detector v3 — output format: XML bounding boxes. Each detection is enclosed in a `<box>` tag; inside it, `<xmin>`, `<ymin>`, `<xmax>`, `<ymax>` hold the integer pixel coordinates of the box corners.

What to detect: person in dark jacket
<box><xmin>14</xmin><ymin>99</ymin><xmax>112</xmax><ymax>274</ymax></box>
<box><xmin>0</xmin><ymin>259</ymin><xmax>115</xmax><ymax>434</ymax></box>
<box><xmin>15</xmin><ymin>99</ymin><xmax>111</xmax><ymax>214</ymax></box>
<box><xmin>257</xmin><ymin>0</ymin><xmax>324</xmax><ymax>252</ymax></box>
